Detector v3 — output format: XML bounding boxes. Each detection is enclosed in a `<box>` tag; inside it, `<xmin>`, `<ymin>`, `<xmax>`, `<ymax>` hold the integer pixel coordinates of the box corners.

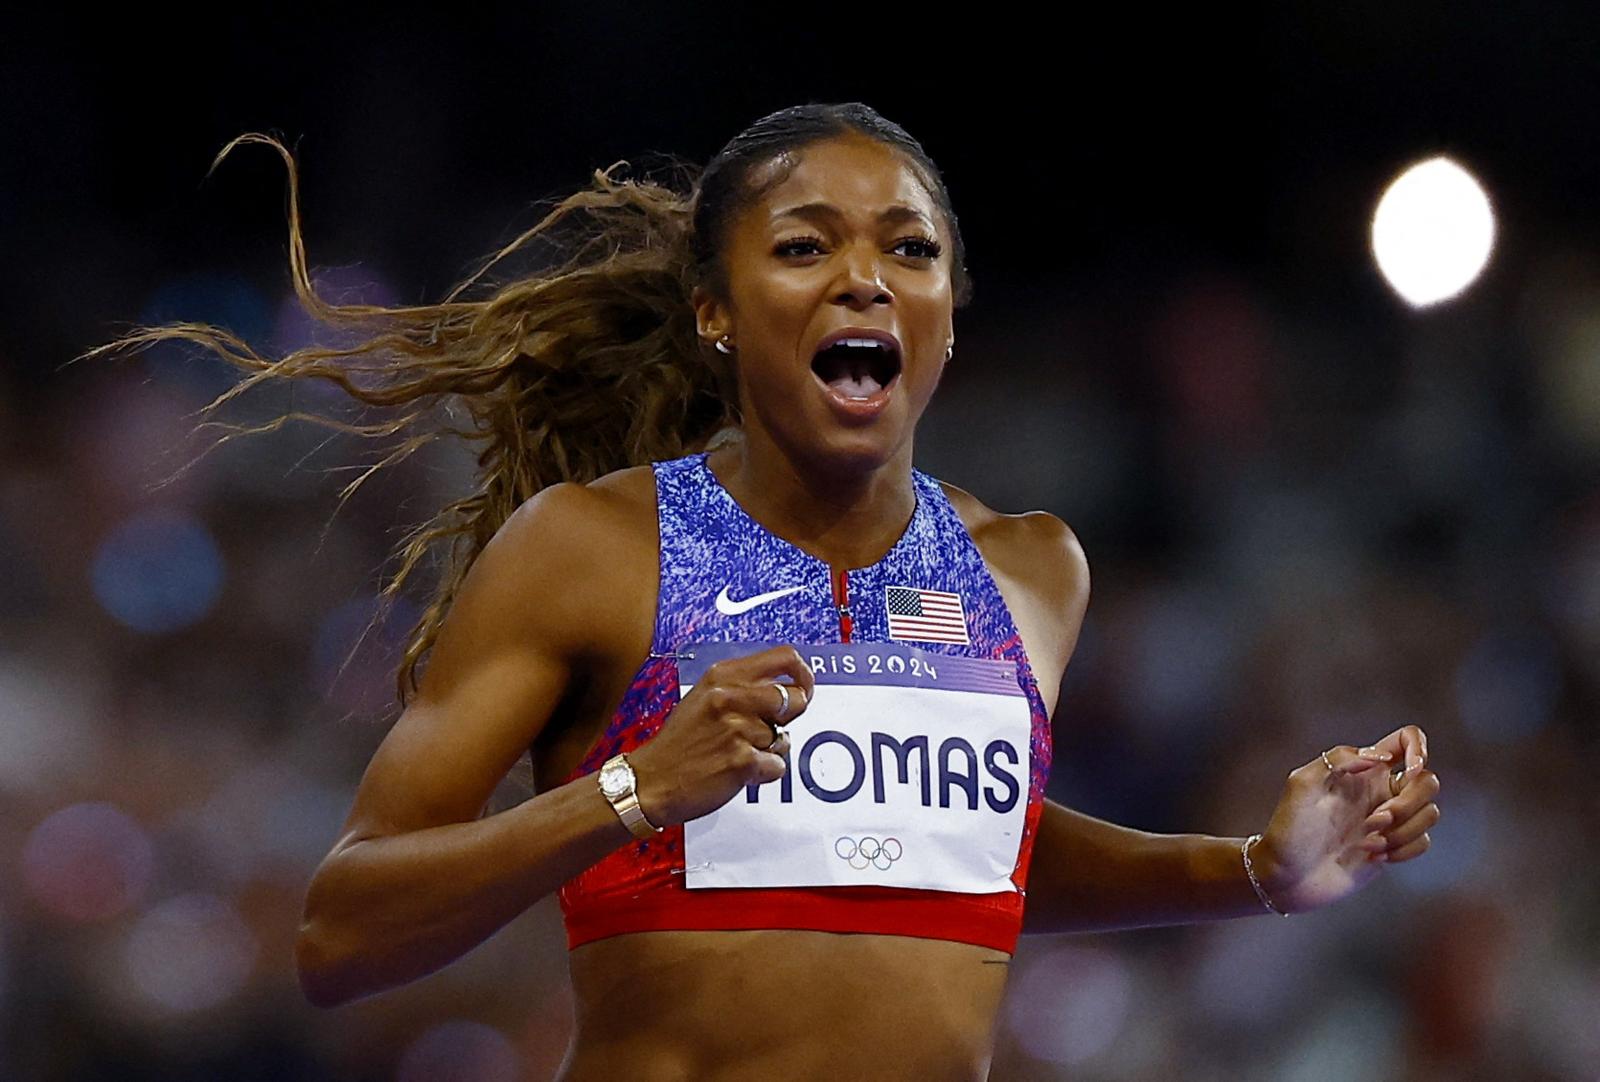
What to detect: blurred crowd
<box><xmin>2</xmin><ymin>179</ymin><xmax>1598</xmax><ymax>1082</ymax></box>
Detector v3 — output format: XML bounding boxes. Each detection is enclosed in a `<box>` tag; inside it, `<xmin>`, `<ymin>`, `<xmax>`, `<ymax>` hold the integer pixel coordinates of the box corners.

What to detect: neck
<box><xmin>705</xmin><ymin>426</ymin><xmax>917</xmax><ymax>571</ymax></box>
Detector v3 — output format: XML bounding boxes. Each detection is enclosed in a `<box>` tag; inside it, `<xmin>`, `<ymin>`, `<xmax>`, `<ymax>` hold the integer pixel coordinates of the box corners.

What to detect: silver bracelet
<box><xmin>1242</xmin><ymin>833</ymin><xmax>1289</xmax><ymax>917</ymax></box>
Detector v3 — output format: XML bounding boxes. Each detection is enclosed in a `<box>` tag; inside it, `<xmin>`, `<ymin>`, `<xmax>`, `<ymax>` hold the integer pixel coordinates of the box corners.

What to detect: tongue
<box><xmin>828</xmin><ymin>371</ymin><xmax>883</xmax><ymax>398</ymax></box>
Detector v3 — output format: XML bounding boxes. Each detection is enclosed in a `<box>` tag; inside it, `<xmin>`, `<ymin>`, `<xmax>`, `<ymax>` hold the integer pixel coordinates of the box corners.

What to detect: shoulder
<box><xmin>936</xmin><ymin>479</ymin><xmax>1090</xmax><ymax>706</ymax></box>
<box><xmin>936</xmin><ymin>478</ymin><xmax>1090</xmax><ymax>612</ymax></box>
<box><xmin>936</xmin><ymin>478</ymin><xmax>1091</xmax><ymax>702</ymax></box>
<box><xmin>466</xmin><ymin>464</ymin><xmax>658</xmax><ymax>654</ymax></box>
<box><xmin>495</xmin><ymin>463</ymin><xmax>656</xmax><ymax>553</ymax></box>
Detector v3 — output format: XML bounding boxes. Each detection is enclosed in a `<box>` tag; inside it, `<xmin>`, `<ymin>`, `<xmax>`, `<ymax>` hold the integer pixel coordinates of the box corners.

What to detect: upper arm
<box><xmin>329</xmin><ymin>482</ymin><xmax>622</xmax><ymax>851</ymax></box>
<box><xmin>1018</xmin><ymin>510</ymin><xmax>1092</xmax><ymax>690</ymax></box>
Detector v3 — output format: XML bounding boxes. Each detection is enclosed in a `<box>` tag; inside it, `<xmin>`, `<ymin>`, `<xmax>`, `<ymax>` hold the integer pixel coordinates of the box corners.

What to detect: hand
<box><xmin>628</xmin><ymin>644</ymin><xmax>815</xmax><ymax>827</ymax></box>
<box><xmin>1251</xmin><ymin>724</ymin><xmax>1441</xmax><ymax>914</ymax></box>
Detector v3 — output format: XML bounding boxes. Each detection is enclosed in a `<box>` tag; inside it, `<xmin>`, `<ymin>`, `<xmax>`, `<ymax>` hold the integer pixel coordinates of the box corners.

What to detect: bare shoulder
<box><xmin>584</xmin><ymin>461</ymin><xmax>657</xmax><ymax>509</ymax></box>
<box><xmin>494</xmin><ymin>464</ymin><xmax>656</xmax><ymax>565</ymax></box>
<box><xmin>936</xmin><ymin>480</ymin><xmax>1090</xmax><ymax>609</ymax></box>
<box><xmin>462</xmin><ymin>463</ymin><xmax>657</xmax><ymax>663</ymax></box>
<box><xmin>522</xmin><ymin>462</ymin><xmax>655</xmax><ymax>528</ymax></box>
<box><xmin>937</xmin><ymin>480</ymin><xmax>1090</xmax><ymax>705</ymax></box>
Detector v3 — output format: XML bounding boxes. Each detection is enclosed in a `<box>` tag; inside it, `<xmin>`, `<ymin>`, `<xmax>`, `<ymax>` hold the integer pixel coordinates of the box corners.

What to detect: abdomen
<box><xmin>558</xmin><ymin>929</ymin><xmax>1010</xmax><ymax>1082</ymax></box>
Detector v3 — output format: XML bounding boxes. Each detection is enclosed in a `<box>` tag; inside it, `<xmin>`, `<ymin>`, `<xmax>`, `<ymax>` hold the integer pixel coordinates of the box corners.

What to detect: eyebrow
<box><xmin>770</xmin><ymin>202</ymin><xmax>935</xmax><ymax>229</ymax></box>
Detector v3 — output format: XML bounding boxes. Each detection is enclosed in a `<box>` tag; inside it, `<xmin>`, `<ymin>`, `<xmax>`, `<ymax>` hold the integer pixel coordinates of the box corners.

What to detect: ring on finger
<box><xmin>772</xmin><ymin>682</ymin><xmax>790</xmax><ymax>722</ymax></box>
<box><xmin>765</xmin><ymin>722</ymin><xmax>787</xmax><ymax>752</ymax></box>
<box><xmin>1321</xmin><ymin>749</ymin><xmax>1336</xmax><ymax>772</ymax></box>
<box><xmin>1389</xmin><ymin>765</ymin><xmax>1404</xmax><ymax>798</ymax></box>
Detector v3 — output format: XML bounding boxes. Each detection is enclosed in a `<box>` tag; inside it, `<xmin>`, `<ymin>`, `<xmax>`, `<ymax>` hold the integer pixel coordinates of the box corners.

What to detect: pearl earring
<box><xmin>714</xmin><ymin>335</ymin><xmax>734</xmax><ymax>355</ymax></box>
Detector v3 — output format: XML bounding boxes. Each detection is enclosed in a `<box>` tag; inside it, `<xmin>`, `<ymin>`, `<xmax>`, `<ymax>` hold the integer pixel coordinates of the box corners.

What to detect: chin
<box><xmin>790</xmin><ymin>424</ymin><xmax>909</xmax><ymax>478</ymax></box>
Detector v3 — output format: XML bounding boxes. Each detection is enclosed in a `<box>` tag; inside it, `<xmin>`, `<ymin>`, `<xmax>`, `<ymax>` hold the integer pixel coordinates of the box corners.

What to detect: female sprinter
<box><xmin>89</xmin><ymin>102</ymin><xmax>1441</xmax><ymax>1080</ymax></box>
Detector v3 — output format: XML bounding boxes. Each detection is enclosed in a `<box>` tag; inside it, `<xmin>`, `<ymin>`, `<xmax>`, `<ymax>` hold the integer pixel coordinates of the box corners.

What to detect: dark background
<box><xmin>2</xmin><ymin>6</ymin><xmax>1596</xmax><ymax>1079</ymax></box>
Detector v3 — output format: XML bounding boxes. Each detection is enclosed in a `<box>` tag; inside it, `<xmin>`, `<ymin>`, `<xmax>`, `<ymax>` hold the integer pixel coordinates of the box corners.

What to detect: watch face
<box><xmin>598</xmin><ymin>761</ymin><xmax>632</xmax><ymax>799</ymax></box>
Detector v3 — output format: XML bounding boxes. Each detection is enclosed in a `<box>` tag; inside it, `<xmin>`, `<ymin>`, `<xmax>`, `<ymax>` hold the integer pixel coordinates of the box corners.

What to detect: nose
<box><xmin>832</xmin><ymin>243</ymin><xmax>893</xmax><ymax>308</ymax></box>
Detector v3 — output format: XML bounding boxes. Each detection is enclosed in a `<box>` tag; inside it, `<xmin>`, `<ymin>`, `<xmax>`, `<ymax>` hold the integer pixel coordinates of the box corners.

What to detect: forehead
<box><xmin>741</xmin><ymin>134</ymin><xmax>940</xmax><ymax>231</ymax></box>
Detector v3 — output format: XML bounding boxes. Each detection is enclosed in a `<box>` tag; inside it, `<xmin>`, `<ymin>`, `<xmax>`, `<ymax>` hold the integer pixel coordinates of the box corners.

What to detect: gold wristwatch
<box><xmin>598</xmin><ymin>753</ymin><xmax>662</xmax><ymax>839</ymax></box>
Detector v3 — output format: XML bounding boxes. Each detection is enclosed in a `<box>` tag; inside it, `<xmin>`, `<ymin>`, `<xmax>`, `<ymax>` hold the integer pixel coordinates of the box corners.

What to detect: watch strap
<box><xmin>599</xmin><ymin>753</ymin><xmax>662</xmax><ymax>839</ymax></box>
<box><xmin>613</xmin><ymin>790</ymin><xmax>662</xmax><ymax>839</ymax></box>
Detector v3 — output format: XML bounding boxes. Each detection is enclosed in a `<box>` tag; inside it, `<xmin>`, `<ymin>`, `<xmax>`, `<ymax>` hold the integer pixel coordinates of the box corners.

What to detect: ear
<box><xmin>691</xmin><ymin>285</ymin><xmax>732</xmax><ymax>349</ymax></box>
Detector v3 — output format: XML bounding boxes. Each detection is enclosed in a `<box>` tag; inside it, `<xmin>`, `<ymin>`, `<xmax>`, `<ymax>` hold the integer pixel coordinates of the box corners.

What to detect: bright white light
<box><xmin>1370</xmin><ymin>156</ymin><xmax>1497</xmax><ymax>308</ymax></box>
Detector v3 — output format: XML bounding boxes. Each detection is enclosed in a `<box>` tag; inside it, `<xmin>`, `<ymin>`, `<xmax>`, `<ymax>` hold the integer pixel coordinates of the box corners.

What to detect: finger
<box><xmin>1322</xmin><ymin>744</ymin><xmax>1393</xmax><ymax>776</ymax></box>
<box><xmin>749</xmin><ymin>741</ymin><xmax>789</xmax><ymax>784</ymax></box>
<box><xmin>1368</xmin><ymin>768</ymin><xmax>1441</xmax><ymax>825</ymax></box>
<box><xmin>686</xmin><ymin>684</ymin><xmax>794</xmax><ymax>752</ymax></box>
<box><xmin>1397</xmin><ymin>724</ymin><xmax>1428</xmax><ymax>778</ymax></box>
<box><xmin>1361</xmin><ymin>726</ymin><xmax>1428</xmax><ymax>777</ymax></box>
<box><xmin>1381</xmin><ymin>802</ymin><xmax>1441</xmax><ymax>850</ymax></box>
<box><xmin>1361</xmin><ymin>730</ymin><xmax>1406</xmax><ymax>762</ymax></box>
<box><xmin>713</xmin><ymin>645</ymin><xmax>817</xmax><ymax>706</ymax></box>
<box><xmin>699</xmin><ymin>681</ymin><xmax>804</xmax><ymax>726</ymax></box>
<box><xmin>768</xmin><ymin>681</ymin><xmax>806</xmax><ymax>724</ymax></box>
<box><xmin>733</xmin><ymin>712</ymin><xmax>780</xmax><ymax>749</ymax></box>
<box><xmin>1385</xmin><ymin>831</ymin><xmax>1432</xmax><ymax>863</ymax></box>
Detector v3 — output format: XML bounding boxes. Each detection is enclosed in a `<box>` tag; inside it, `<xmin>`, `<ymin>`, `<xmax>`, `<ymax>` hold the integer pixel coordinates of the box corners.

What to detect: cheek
<box><xmin>910</xmin><ymin>363</ymin><xmax>944</xmax><ymax>410</ymax></box>
<box><xmin>732</xmin><ymin>269</ymin><xmax>815</xmax><ymax>327</ymax></box>
<box><xmin>917</xmin><ymin>265</ymin><xmax>953</xmax><ymax>297</ymax></box>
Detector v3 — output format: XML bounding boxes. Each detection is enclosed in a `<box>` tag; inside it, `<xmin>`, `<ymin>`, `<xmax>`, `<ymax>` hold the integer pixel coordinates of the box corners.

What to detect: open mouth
<box><xmin>809</xmin><ymin>338</ymin><xmax>902</xmax><ymax>399</ymax></box>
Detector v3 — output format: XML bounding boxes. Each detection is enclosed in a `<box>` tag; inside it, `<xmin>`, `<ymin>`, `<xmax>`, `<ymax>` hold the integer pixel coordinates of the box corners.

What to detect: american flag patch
<box><xmin>885</xmin><ymin>585</ymin><xmax>970</xmax><ymax>645</ymax></box>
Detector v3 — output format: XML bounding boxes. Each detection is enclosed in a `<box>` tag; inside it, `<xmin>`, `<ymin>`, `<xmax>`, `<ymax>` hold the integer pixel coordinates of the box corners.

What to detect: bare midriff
<box><xmin>554</xmin><ymin>928</ymin><xmax>1011</xmax><ymax>1081</ymax></box>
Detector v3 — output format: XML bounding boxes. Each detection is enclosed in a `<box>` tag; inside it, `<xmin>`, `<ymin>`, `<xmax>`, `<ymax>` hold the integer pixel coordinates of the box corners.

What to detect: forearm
<box><xmin>297</xmin><ymin>774</ymin><xmax>631</xmax><ymax>1006</ymax></box>
<box><xmin>1021</xmin><ymin>799</ymin><xmax>1272</xmax><ymax>934</ymax></box>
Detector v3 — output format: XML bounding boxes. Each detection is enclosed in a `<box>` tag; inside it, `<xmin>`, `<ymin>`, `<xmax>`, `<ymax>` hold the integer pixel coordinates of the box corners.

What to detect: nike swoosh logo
<box><xmin>715</xmin><ymin>584</ymin><xmax>807</xmax><ymax>616</ymax></box>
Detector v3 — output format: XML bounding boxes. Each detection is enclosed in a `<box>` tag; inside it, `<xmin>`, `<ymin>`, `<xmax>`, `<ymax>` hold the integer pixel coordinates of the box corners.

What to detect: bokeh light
<box><xmin>396</xmin><ymin>1020</ymin><xmax>523</xmax><ymax>1082</ymax></box>
<box><xmin>311</xmin><ymin>593</ymin><xmax>420</xmax><ymax>714</ymax></box>
<box><xmin>1370</xmin><ymin>155</ymin><xmax>1497</xmax><ymax>308</ymax></box>
<box><xmin>0</xmin><ymin>657</ymin><xmax>107</xmax><ymax>797</ymax></box>
<box><xmin>120</xmin><ymin>892</ymin><xmax>257</xmax><ymax>1014</ymax></box>
<box><xmin>199</xmin><ymin>759</ymin><xmax>350</xmax><ymax>874</ymax></box>
<box><xmin>90</xmin><ymin>508</ymin><xmax>225</xmax><ymax>633</ymax></box>
<box><xmin>138</xmin><ymin>273</ymin><xmax>271</xmax><ymax>402</ymax></box>
<box><xmin>1454</xmin><ymin>626</ymin><xmax>1561</xmax><ymax>744</ymax></box>
<box><xmin>1274</xmin><ymin>997</ymin><xmax>1402</xmax><ymax>1080</ymax></box>
<box><xmin>21</xmin><ymin>802</ymin><xmax>154</xmax><ymax>922</ymax></box>
<box><xmin>1004</xmin><ymin>944</ymin><xmax>1135</xmax><ymax>1067</ymax></box>
<box><xmin>1190</xmin><ymin>910</ymin><xmax>1323</xmax><ymax>1029</ymax></box>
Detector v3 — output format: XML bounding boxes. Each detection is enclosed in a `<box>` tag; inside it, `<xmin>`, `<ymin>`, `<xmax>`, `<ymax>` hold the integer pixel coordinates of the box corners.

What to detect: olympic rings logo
<box><xmin>834</xmin><ymin>835</ymin><xmax>903</xmax><ymax>871</ymax></box>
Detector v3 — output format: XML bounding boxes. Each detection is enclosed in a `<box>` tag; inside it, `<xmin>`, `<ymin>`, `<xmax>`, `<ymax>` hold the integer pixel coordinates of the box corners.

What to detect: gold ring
<box><xmin>1321</xmin><ymin>750</ymin><xmax>1335</xmax><ymax>772</ymax></box>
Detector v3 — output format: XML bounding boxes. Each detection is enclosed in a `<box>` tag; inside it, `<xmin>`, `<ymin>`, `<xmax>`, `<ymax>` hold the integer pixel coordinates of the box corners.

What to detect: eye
<box><xmin>775</xmin><ymin>234</ymin><xmax>945</xmax><ymax>261</ymax></box>
<box><xmin>894</xmin><ymin>235</ymin><xmax>944</xmax><ymax>259</ymax></box>
<box><xmin>775</xmin><ymin>234</ymin><xmax>826</xmax><ymax>258</ymax></box>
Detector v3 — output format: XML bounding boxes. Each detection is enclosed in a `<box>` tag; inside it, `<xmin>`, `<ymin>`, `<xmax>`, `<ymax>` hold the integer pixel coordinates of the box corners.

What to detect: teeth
<box><xmin>835</xmin><ymin>337</ymin><xmax>885</xmax><ymax>350</ymax></box>
<box><xmin>813</xmin><ymin>334</ymin><xmax>897</xmax><ymax>406</ymax></box>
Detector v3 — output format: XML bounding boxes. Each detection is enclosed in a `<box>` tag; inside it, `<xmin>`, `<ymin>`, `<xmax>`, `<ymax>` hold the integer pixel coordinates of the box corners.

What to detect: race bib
<box><xmin>678</xmin><ymin>641</ymin><xmax>1031</xmax><ymax>893</ymax></box>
